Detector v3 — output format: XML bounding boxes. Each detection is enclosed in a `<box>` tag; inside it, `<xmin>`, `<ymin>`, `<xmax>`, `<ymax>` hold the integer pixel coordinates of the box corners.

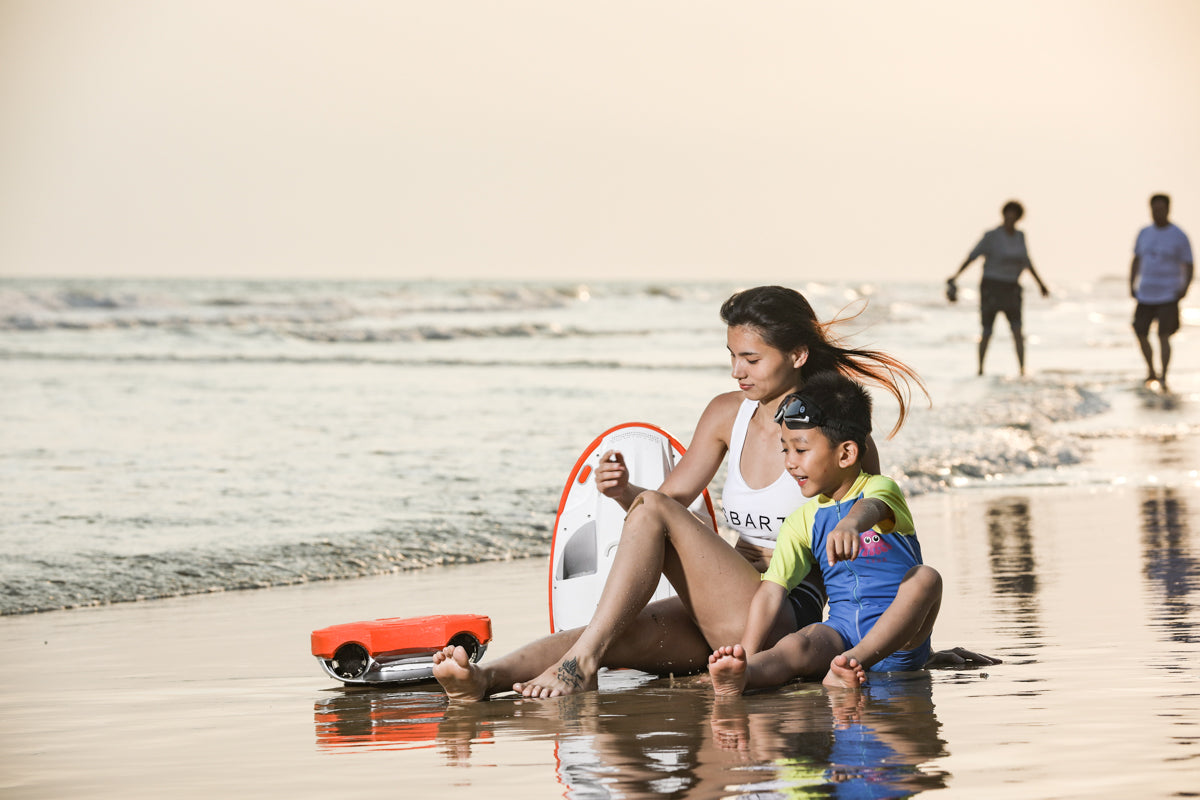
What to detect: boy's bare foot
<box><xmin>708</xmin><ymin>645</ymin><xmax>749</xmax><ymax>697</ymax></box>
<box><xmin>513</xmin><ymin>650</ymin><xmax>598</xmax><ymax>698</ymax></box>
<box><xmin>432</xmin><ymin>645</ymin><xmax>489</xmax><ymax>702</ymax></box>
<box><xmin>822</xmin><ymin>654</ymin><xmax>867</xmax><ymax>689</ymax></box>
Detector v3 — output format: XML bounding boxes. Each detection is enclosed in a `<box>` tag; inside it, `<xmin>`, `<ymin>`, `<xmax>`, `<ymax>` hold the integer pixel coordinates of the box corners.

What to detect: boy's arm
<box><xmin>739</xmin><ymin>580</ymin><xmax>789</xmax><ymax>655</ymax></box>
<box><xmin>826</xmin><ymin>497</ymin><xmax>896</xmax><ymax>565</ymax></box>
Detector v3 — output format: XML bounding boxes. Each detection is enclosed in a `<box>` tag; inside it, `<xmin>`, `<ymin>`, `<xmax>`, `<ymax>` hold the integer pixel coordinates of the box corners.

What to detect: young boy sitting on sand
<box><xmin>709</xmin><ymin>371</ymin><xmax>942</xmax><ymax>694</ymax></box>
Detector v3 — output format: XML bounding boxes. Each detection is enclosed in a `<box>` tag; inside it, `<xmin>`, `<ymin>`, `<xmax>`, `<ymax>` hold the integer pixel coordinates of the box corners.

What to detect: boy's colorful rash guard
<box><xmin>763</xmin><ymin>471</ymin><xmax>922</xmax><ymax>612</ymax></box>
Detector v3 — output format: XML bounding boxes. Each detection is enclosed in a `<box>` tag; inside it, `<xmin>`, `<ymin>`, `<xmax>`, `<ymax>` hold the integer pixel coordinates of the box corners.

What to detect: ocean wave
<box><xmin>0</xmin><ymin>522</ymin><xmax>551</xmax><ymax>616</ymax></box>
<box><xmin>0</xmin><ymin>279</ymin><xmax>733</xmax><ymax>332</ymax></box>
<box><xmin>279</xmin><ymin>322</ymin><xmax>659</xmax><ymax>344</ymax></box>
<box><xmin>0</xmin><ymin>349</ymin><xmax>703</xmax><ymax>370</ymax></box>
<box><xmin>883</xmin><ymin>379</ymin><xmax>1108</xmax><ymax>494</ymax></box>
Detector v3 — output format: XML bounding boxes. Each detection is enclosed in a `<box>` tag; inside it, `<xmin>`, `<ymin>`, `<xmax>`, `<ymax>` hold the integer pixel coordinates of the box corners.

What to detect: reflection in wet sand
<box><xmin>713</xmin><ymin>675</ymin><xmax>948</xmax><ymax>798</ymax></box>
<box><xmin>1139</xmin><ymin>487</ymin><xmax>1198</xmax><ymax>647</ymax></box>
<box><xmin>315</xmin><ymin>673</ymin><xmax>951</xmax><ymax>798</ymax></box>
<box><xmin>298</xmin><ymin>480</ymin><xmax>1200</xmax><ymax>798</ymax></box>
<box><xmin>985</xmin><ymin>497</ymin><xmax>1042</xmax><ymax>650</ymax></box>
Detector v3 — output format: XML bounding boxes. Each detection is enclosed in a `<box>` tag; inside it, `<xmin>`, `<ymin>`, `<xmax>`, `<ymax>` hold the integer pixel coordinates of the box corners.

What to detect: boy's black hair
<box><xmin>778</xmin><ymin>371</ymin><xmax>873</xmax><ymax>451</ymax></box>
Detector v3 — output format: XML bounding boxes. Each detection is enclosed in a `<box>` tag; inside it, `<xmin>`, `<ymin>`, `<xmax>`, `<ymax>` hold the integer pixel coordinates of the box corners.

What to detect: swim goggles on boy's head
<box><xmin>774</xmin><ymin>392</ymin><xmax>825</xmax><ymax>429</ymax></box>
<box><xmin>775</xmin><ymin>392</ymin><xmax>870</xmax><ymax>440</ymax></box>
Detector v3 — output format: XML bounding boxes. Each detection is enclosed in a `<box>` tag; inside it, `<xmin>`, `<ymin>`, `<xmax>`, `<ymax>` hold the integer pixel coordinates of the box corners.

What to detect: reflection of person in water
<box><xmin>986</xmin><ymin>496</ymin><xmax>1041</xmax><ymax>643</ymax></box>
<box><xmin>710</xmin><ymin>674</ymin><xmax>948</xmax><ymax>798</ymax></box>
<box><xmin>1139</xmin><ymin>487</ymin><xmax>1197</xmax><ymax>644</ymax></box>
<box><xmin>317</xmin><ymin>674</ymin><xmax>952</xmax><ymax>797</ymax></box>
<box><xmin>948</xmin><ymin>200</ymin><xmax>1050</xmax><ymax>377</ymax></box>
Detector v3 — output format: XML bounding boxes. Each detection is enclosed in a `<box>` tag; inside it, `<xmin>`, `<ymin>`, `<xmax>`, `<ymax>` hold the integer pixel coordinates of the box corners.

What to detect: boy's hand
<box><xmin>826</xmin><ymin>522</ymin><xmax>862</xmax><ymax>565</ymax></box>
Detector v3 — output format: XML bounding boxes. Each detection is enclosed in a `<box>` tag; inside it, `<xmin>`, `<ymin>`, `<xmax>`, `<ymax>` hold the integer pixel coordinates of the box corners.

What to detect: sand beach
<box><xmin>3</xmin><ymin>2</ymin><xmax>1198</xmax><ymax>795</ymax></box>
<box><xmin>2</xmin><ymin>426</ymin><xmax>1199</xmax><ymax>799</ymax></box>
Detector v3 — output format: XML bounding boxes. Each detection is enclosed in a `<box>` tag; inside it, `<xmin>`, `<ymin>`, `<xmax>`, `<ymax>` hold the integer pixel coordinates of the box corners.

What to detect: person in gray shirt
<box><xmin>949</xmin><ymin>200</ymin><xmax>1050</xmax><ymax>377</ymax></box>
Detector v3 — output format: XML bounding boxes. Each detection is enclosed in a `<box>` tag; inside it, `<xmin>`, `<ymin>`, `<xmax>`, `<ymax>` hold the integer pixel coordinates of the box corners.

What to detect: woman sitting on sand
<box><xmin>435</xmin><ymin>285</ymin><xmax>991</xmax><ymax>700</ymax></box>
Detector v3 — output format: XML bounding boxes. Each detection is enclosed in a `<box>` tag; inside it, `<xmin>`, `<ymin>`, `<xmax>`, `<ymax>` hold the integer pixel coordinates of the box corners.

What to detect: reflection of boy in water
<box><xmin>709</xmin><ymin>373</ymin><xmax>942</xmax><ymax>693</ymax></box>
<box><xmin>822</xmin><ymin>677</ymin><xmax>948</xmax><ymax>798</ymax></box>
<box><xmin>709</xmin><ymin>675</ymin><xmax>948</xmax><ymax>798</ymax></box>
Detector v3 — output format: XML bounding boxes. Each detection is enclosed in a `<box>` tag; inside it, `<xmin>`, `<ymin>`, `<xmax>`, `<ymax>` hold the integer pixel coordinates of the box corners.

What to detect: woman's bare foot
<box><xmin>822</xmin><ymin>653</ymin><xmax>867</xmax><ymax>689</ymax></box>
<box><xmin>708</xmin><ymin>645</ymin><xmax>749</xmax><ymax>697</ymax></box>
<box><xmin>432</xmin><ymin>645</ymin><xmax>489</xmax><ymax>702</ymax></box>
<box><xmin>513</xmin><ymin>650</ymin><xmax>598</xmax><ymax>698</ymax></box>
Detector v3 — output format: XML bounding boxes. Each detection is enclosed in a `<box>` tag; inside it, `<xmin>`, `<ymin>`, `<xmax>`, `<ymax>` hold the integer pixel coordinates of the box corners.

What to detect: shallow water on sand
<box><xmin>3</xmin><ymin>432</ymin><xmax>1197</xmax><ymax>799</ymax></box>
<box><xmin>307</xmin><ymin>481</ymin><xmax>1200</xmax><ymax>799</ymax></box>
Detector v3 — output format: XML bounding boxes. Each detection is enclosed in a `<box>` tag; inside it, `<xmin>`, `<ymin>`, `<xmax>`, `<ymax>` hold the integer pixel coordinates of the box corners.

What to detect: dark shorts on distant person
<box><xmin>980</xmin><ymin>278</ymin><xmax>1022</xmax><ymax>334</ymax></box>
<box><xmin>1133</xmin><ymin>301</ymin><xmax>1180</xmax><ymax>338</ymax></box>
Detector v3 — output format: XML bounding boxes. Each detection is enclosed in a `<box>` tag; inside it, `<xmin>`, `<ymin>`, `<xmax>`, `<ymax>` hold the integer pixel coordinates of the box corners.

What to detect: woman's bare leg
<box><xmin>434</xmin><ymin>596</ymin><xmax>712</xmax><ymax>701</ymax></box>
<box><xmin>515</xmin><ymin>491</ymin><xmax>785</xmax><ymax>698</ymax></box>
<box><xmin>433</xmin><ymin>629</ymin><xmax>581</xmax><ymax>702</ymax></box>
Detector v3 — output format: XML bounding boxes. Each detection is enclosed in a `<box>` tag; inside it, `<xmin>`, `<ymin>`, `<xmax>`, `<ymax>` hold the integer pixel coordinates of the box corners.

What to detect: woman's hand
<box><xmin>594</xmin><ymin>450</ymin><xmax>629</xmax><ymax>499</ymax></box>
<box><xmin>734</xmin><ymin>538</ymin><xmax>772</xmax><ymax>573</ymax></box>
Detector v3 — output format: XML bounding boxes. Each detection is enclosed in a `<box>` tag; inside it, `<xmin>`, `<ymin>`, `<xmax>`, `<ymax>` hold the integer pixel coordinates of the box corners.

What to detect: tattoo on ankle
<box><xmin>556</xmin><ymin>657</ymin><xmax>583</xmax><ymax>689</ymax></box>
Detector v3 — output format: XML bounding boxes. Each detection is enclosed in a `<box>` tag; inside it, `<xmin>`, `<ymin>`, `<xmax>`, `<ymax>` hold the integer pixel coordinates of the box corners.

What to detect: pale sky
<box><xmin>1</xmin><ymin>1</ymin><xmax>1197</xmax><ymax>284</ymax></box>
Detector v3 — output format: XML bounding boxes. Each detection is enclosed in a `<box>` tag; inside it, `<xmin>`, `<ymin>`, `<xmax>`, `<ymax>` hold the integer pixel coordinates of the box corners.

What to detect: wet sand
<box><xmin>2</xmin><ymin>434</ymin><xmax>1199</xmax><ymax>799</ymax></box>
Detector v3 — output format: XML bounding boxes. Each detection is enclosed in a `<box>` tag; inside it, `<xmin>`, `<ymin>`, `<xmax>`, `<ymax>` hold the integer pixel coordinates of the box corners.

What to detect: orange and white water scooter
<box><xmin>311</xmin><ymin>614</ymin><xmax>492</xmax><ymax>686</ymax></box>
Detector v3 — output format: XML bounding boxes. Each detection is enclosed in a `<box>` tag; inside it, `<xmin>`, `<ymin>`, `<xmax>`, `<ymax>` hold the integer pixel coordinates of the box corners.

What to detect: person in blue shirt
<box><xmin>1131</xmin><ymin>193</ymin><xmax>1193</xmax><ymax>391</ymax></box>
<box><xmin>709</xmin><ymin>372</ymin><xmax>942</xmax><ymax>693</ymax></box>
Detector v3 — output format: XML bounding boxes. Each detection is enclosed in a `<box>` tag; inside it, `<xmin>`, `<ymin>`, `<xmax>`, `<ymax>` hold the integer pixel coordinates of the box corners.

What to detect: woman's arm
<box><xmin>596</xmin><ymin>392</ymin><xmax>739</xmax><ymax>511</ymax></box>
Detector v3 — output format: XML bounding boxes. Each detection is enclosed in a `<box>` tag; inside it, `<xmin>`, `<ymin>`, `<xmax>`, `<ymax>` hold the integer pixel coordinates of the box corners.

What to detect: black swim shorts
<box><xmin>787</xmin><ymin>580</ymin><xmax>827</xmax><ymax>629</ymax></box>
<box><xmin>1133</xmin><ymin>301</ymin><xmax>1181</xmax><ymax>337</ymax></box>
<box><xmin>980</xmin><ymin>278</ymin><xmax>1023</xmax><ymax>332</ymax></box>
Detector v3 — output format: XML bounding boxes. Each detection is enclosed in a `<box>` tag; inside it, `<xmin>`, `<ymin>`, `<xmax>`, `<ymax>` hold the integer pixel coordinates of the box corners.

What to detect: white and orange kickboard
<box><xmin>549</xmin><ymin>422</ymin><xmax>717</xmax><ymax>633</ymax></box>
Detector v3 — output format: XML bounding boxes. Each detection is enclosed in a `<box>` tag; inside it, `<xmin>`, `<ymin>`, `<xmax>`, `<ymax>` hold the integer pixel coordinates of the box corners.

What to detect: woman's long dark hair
<box><xmin>720</xmin><ymin>285</ymin><xmax>927</xmax><ymax>437</ymax></box>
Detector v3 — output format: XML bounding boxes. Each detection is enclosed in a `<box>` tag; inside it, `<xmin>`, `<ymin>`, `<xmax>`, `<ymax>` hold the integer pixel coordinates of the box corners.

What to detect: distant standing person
<box><xmin>1131</xmin><ymin>193</ymin><xmax>1193</xmax><ymax>391</ymax></box>
<box><xmin>948</xmin><ymin>200</ymin><xmax>1050</xmax><ymax>377</ymax></box>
